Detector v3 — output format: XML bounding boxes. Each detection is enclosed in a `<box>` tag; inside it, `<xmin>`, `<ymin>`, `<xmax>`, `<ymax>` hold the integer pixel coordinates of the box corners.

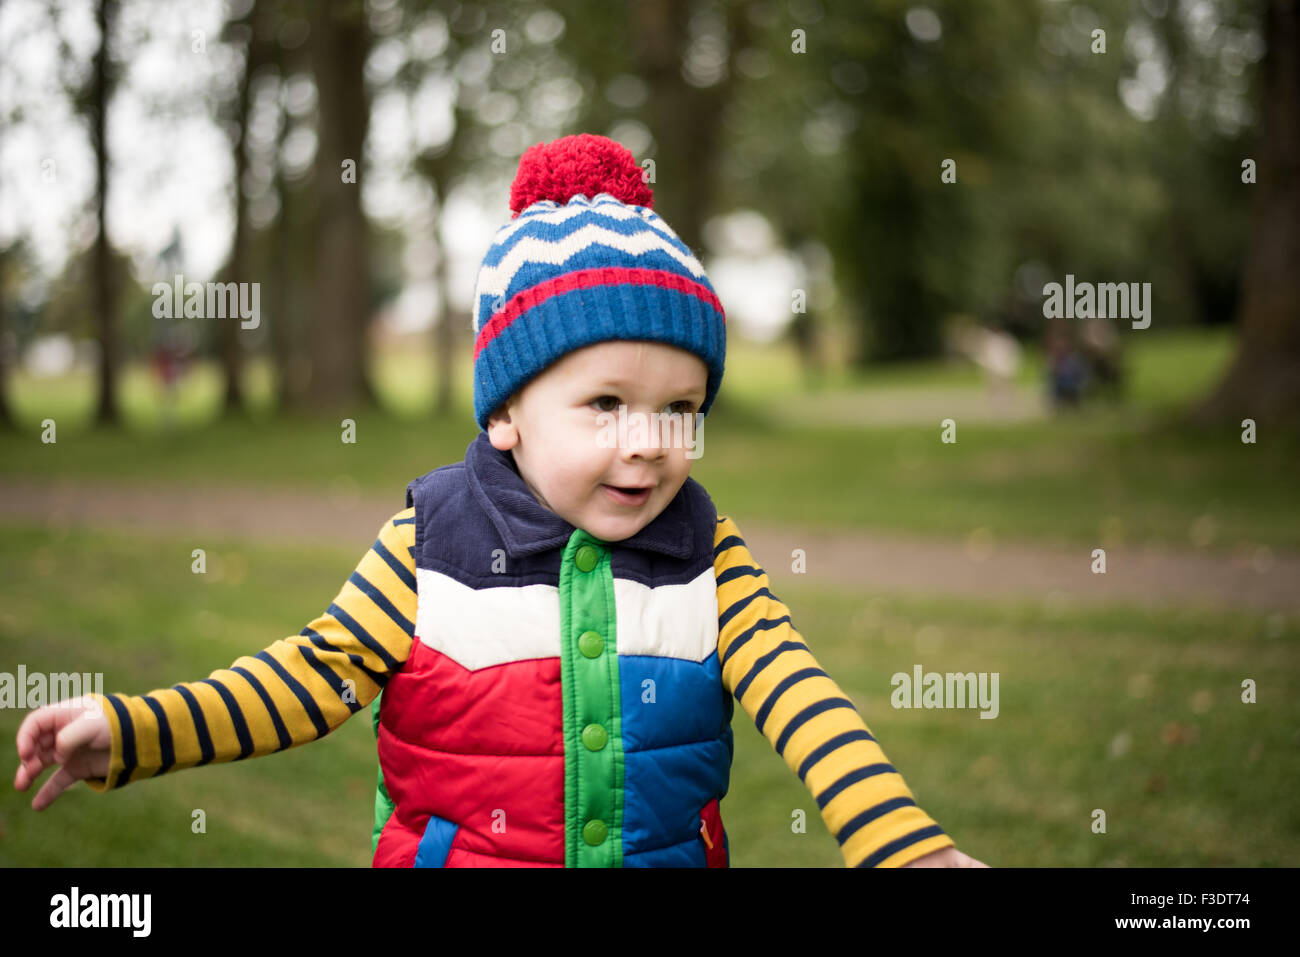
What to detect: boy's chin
<box><xmin>581</xmin><ymin>507</ymin><xmax>656</xmax><ymax>543</ymax></box>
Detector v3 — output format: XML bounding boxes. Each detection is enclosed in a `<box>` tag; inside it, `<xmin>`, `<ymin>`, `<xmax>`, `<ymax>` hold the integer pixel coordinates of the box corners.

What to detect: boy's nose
<box><xmin>623</xmin><ymin>442</ymin><xmax>665</xmax><ymax>462</ymax></box>
<box><xmin>621</xmin><ymin>416</ymin><xmax>668</xmax><ymax>458</ymax></box>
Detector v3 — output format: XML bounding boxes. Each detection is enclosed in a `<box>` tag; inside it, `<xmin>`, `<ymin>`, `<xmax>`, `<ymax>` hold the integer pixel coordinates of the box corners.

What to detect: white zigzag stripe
<box><xmin>495</xmin><ymin>195</ymin><xmax>681</xmax><ymax>245</ymax></box>
<box><xmin>474</xmin><ymin>225</ymin><xmax>706</xmax><ymax>310</ymax></box>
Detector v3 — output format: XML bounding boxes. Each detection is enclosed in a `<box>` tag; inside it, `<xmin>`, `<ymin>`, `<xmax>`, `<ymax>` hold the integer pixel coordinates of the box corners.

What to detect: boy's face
<box><xmin>486</xmin><ymin>340</ymin><xmax>709</xmax><ymax>543</ymax></box>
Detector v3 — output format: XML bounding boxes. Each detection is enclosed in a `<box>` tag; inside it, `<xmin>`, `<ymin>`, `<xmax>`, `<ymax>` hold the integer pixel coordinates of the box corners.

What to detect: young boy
<box><xmin>14</xmin><ymin>134</ymin><xmax>985</xmax><ymax>868</ymax></box>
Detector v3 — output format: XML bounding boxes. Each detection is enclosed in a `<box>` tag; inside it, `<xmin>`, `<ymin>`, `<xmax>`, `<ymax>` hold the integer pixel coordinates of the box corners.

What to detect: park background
<box><xmin>1</xmin><ymin>0</ymin><xmax>1297</xmax><ymax>866</ymax></box>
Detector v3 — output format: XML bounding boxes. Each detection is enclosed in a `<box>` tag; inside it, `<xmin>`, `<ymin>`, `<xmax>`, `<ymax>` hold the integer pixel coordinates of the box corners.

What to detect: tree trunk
<box><xmin>306</xmin><ymin>0</ymin><xmax>375</xmax><ymax>412</ymax></box>
<box><xmin>270</xmin><ymin>124</ymin><xmax>298</xmax><ymax>412</ymax></box>
<box><xmin>415</xmin><ymin>98</ymin><xmax>468</xmax><ymax>422</ymax></box>
<box><xmin>0</xmin><ymin>245</ymin><xmax>12</xmax><ymax>429</ymax></box>
<box><xmin>92</xmin><ymin>0</ymin><xmax>119</xmax><ymax>428</ymax></box>
<box><xmin>218</xmin><ymin>14</ymin><xmax>265</xmax><ymax>417</ymax></box>
<box><xmin>627</xmin><ymin>0</ymin><xmax>745</xmax><ymax>254</ymax></box>
<box><xmin>434</xmin><ymin>227</ymin><xmax>455</xmax><ymax>418</ymax></box>
<box><xmin>1194</xmin><ymin>0</ymin><xmax>1300</xmax><ymax>427</ymax></box>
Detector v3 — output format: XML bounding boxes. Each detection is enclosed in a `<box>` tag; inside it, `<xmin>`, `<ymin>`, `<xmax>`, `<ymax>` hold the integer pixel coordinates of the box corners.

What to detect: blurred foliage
<box><xmin>0</xmin><ymin>0</ymin><xmax>1272</xmax><ymax>393</ymax></box>
<box><xmin>720</xmin><ymin>0</ymin><xmax>1262</xmax><ymax>360</ymax></box>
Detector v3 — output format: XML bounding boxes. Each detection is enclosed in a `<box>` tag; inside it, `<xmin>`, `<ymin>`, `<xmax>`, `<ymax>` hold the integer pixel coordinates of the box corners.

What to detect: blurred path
<box><xmin>764</xmin><ymin>385</ymin><xmax>1048</xmax><ymax>426</ymax></box>
<box><xmin>1</xmin><ymin>479</ymin><xmax>1295</xmax><ymax>611</ymax></box>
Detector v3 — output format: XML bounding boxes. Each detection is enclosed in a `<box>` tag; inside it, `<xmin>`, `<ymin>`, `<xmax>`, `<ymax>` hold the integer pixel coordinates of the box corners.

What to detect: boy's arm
<box><xmin>82</xmin><ymin>508</ymin><xmax>418</xmax><ymax>792</ymax></box>
<box><xmin>714</xmin><ymin>514</ymin><xmax>956</xmax><ymax>867</ymax></box>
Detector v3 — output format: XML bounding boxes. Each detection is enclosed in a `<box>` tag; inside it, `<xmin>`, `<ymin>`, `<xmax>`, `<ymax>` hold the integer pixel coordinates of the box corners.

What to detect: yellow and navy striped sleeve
<box><xmin>83</xmin><ymin>508</ymin><xmax>418</xmax><ymax>793</ymax></box>
<box><xmin>714</xmin><ymin>514</ymin><xmax>956</xmax><ymax>867</ymax></box>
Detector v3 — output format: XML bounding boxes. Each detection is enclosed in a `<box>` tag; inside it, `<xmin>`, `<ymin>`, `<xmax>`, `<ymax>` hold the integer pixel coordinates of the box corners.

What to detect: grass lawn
<box><xmin>2</xmin><ymin>326</ymin><xmax>1296</xmax><ymax>552</ymax></box>
<box><xmin>2</xmin><ymin>523</ymin><xmax>1295</xmax><ymax>867</ymax></box>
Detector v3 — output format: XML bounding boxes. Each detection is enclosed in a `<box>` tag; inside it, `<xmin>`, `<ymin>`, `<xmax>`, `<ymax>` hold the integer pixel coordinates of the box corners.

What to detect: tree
<box><xmin>1195</xmin><ymin>0</ymin><xmax>1300</xmax><ymax>426</ymax></box>
<box><xmin>0</xmin><ymin>243</ymin><xmax>14</xmax><ymax>428</ymax></box>
<box><xmin>88</xmin><ymin>0</ymin><xmax>120</xmax><ymax>426</ymax></box>
<box><xmin>305</xmin><ymin>0</ymin><xmax>377</xmax><ymax>411</ymax></box>
<box><xmin>213</xmin><ymin>1</ymin><xmax>270</xmax><ymax>416</ymax></box>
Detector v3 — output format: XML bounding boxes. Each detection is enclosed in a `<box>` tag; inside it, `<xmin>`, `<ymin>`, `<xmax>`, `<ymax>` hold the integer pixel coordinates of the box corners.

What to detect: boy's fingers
<box><xmin>16</xmin><ymin>702</ymin><xmax>85</xmax><ymax>761</ymax></box>
<box><xmin>54</xmin><ymin>712</ymin><xmax>102</xmax><ymax>763</ymax></box>
<box><xmin>14</xmin><ymin>729</ymin><xmax>57</xmax><ymax>791</ymax></box>
<box><xmin>31</xmin><ymin>765</ymin><xmax>78</xmax><ymax>812</ymax></box>
<box><xmin>15</xmin><ymin>701</ymin><xmax>105</xmax><ymax>793</ymax></box>
<box><xmin>14</xmin><ymin>707</ymin><xmax>55</xmax><ymax>761</ymax></box>
<box><xmin>15</xmin><ymin>745</ymin><xmax>54</xmax><ymax>790</ymax></box>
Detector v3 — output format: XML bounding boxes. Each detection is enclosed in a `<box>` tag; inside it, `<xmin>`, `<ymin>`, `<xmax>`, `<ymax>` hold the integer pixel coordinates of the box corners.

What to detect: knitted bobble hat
<box><xmin>471</xmin><ymin>133</ymin><xmax>727</xmax><ymax>432</ymax></box>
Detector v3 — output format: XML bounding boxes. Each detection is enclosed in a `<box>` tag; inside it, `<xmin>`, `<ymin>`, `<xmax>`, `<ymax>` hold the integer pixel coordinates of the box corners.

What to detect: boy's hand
<box><xmin>13</xmin><ymin>695</ymin><xmax>111</xmax><ymax>811</ymax></box>
<box><xmin>902</xmin><ymin>846</ymin><xmax>990</xmax><ymax>868</ymax></box>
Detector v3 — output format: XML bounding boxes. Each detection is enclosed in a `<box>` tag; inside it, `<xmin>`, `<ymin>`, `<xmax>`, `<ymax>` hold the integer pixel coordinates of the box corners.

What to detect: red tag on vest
<box><xmin>699</xmin><ymin>798</ymin><xmax>728</xmax><ymax>867</ymax></box>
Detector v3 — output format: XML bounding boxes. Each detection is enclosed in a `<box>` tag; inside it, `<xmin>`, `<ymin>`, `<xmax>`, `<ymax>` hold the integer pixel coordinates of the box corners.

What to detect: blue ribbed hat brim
<box><xmin>474</xmin><ymin>282</ymin><xmax>725</xmax><ymax>431</ymax></box>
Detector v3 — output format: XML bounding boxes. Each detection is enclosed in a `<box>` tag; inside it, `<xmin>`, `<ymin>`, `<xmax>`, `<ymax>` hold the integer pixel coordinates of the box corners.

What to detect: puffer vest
<box><xmin>370</xmin><ymin>432</ymin><xmax>734</xmax><ymax>867</ymax></box>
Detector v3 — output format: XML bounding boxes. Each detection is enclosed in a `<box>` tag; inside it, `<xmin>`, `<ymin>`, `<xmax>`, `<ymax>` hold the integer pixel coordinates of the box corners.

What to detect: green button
<box><xmin>582</xmin><ymin>819</ymin><xmax>607</xmax><ymax>846</ymax></box>
<box><xmin>578</xmin><ymin>630</ymin><xmax>604</xmax><ymax>658</ymax></box>
<box><xmin>582</xmin><ymin>723</ymin><xmax>608</xmax><ymax>751</ymax></box>
<box><xmin>575</xmin><ymin>544</ymin><xmax>600</xmax><ymax>572</ymax></box>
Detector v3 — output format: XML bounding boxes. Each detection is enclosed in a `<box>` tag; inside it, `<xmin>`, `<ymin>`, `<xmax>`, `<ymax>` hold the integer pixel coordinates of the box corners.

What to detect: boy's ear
<box><xmin>486</xmin><ymin>394</ymin><xmax>519</xmax><ymax>450</ymax></box>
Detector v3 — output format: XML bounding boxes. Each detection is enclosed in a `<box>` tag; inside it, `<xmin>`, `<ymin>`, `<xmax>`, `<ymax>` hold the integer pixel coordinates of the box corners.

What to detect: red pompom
<box><xmin>509</xmin><ymin>134</ymin><xmax>653</xmax><ymax>216</ymax></box>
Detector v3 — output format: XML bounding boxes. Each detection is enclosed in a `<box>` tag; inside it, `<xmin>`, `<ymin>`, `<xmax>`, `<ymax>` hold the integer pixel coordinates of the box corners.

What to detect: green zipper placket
<box><xmin>559</xmin><ymin>529</ymin><xmax>625</xmax><ymax>867</ymax></box>
<box><xmin>370</xmin><ymin>691</ymin><xmax>397</xmax><ymax>855</ymax></box>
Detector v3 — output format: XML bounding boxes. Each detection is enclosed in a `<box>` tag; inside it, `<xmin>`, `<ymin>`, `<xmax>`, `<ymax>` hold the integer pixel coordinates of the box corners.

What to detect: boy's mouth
<box><xmin>602</xmin><ymin>484</ymin><xmax>653</xmax><ymax>506</ymax></box>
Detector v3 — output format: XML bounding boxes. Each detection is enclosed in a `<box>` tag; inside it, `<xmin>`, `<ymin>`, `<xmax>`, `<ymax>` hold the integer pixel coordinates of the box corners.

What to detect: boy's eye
<box><xmin>590</xmin><ymin>396</ymin><xmax>697</xmax><ymax>414</ymax></box>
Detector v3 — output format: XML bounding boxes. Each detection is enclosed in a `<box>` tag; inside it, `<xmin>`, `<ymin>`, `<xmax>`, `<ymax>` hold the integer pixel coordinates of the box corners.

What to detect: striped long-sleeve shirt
<box><xmin>87</xmin><ymin>504</ymin><xmax>953</xmax><ymax>867</ymax></box>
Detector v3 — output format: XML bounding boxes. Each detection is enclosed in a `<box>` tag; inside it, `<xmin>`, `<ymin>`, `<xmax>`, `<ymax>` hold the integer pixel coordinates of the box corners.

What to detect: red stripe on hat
<box><xmin>474</xmin><ymin>267</ymin><xmax>725</xmax><ymax>361</ymax></box>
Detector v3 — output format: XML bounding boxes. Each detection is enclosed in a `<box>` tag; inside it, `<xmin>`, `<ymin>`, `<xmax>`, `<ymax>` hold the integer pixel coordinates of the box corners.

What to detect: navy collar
<box><xmin>464</xmin><ymin>431</ymin><xmax>696</xmax><ymax>560</ymax></box>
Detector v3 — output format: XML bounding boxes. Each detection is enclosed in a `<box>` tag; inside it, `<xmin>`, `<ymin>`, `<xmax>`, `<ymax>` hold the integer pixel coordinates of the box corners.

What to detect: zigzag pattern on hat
<box><xmin>491</xmin><ymin>193</ymin><xmax>680</xmax><ymax>245</ymax></box>
<box><xmin>472</xmin><ymin>194</ymin><xmax>706</xmax><ymax>335</ymax></box>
